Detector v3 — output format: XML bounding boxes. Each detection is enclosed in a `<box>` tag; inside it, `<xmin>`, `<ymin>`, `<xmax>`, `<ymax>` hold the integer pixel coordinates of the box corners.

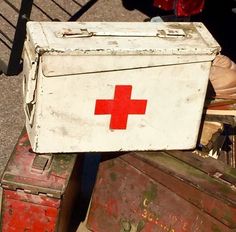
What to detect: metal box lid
<box><xmin>26</xmin><ymin>22</ymin><xmax>220</xmax><ymax>56</ymax></box>
<box><xmin>0</xmin><ymin>129</ymin><xmax>78</xmax><ymax>198</ymax></box>
<box><xmin>87</xmin><ymin>151</ymin><xmax>236</xmax><ymax>231</ymax></box>
<box><xmin>123</xmin><ymin>151</ymin><xmax>236</xmax><ymax>227</ymax></box>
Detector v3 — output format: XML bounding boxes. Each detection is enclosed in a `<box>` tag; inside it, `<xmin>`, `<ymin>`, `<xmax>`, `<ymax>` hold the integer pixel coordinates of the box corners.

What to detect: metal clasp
<box><xmin>157</xmin><ymin>29</ymin><xmax>186</xmax><ymax>38</ymax></box>
<box><xmin>31</xmin><ymin>154</ymin><xmax>53</xmax><ymax>174</ymax></box>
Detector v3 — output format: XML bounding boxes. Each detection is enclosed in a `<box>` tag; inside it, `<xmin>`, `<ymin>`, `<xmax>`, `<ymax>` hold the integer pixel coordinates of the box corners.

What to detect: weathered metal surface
<box><xmin>23</xmin><ymin>22</ymin><xmax>220</xmax><ymax>153</ymax></box>
<box><xmin>87</xmin><ymin>151</ymin><xmax>236</xmax><ymax>232</ymax></box>
<box><xmin>1</xmin><ymin>189</ymin><xmax>59</xmax><ymax>232</ymax></box>
<box><xmin>1</xmin><ymin>129</ymin><xmax>78</xmax><ymax>198</ymax></box>
<box><xmin>0</xmin><ymin>129</ymin><xmax>81</xmax><ymax>232</ymax></box>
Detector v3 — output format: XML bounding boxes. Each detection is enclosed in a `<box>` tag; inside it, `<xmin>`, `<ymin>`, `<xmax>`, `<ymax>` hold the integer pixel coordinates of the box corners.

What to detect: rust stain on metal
<box><xmin>141</xmin><ymin>183</ymin><xmax>157</xmax><ymax>210</ymax></box>
<box><xmin>0</xmin><ymin>129</ymin><xmax>80</xmax><ymax>232</ymax></box>
<box><xmin>110</xmin><ymin>172</ymin><xmax>117</xmax><ymax>182</ymax></box>
<box><xmin>168</xmin><ymin>23</ymin><xmax>197</xmax><ymax>34</ymax></box>
<box><xmin>1</xmin><ymin>189</ymin><xmax>59</xmax><ymax>232</ymax></box>
<box><xmin>87</xmin><ymin>151</ymin><xmax>236</xmax><ymax>232</ymax></box>
<box><xmin>120</xmin><ymin>219</ymin><xmax>131</xmax><ymax>232</ymax></box>
<box><xmin>136</xmin><ymin>220</ymin><xmax>145</xmax><ymax>232</ymax></box>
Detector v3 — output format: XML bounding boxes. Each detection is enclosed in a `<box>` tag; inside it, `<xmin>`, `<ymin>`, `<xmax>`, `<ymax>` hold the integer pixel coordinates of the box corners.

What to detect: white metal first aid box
<box><xmin>23</xmin><ymin>22</ymin><xmax>220</xmax><ymax>153</ymax></box>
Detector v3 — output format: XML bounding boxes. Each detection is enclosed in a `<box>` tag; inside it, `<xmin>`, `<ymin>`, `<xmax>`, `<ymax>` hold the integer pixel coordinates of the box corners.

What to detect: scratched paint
<box><xmin>87</xmin><ymin>151</ymin><xmax>236</xmax><ymax>232</ymax></box>
<box><xmin>1</xmin><ymin>189</ymin><xmax>59</xmax><ymax>232</ymax></box>
<box><xmin>23</xmin><ymin>22</ymin><xmax>220</xmax><ymax>153</ymax></box>
<box><xmin>0</xmin><ymin>130</ymin><xmax>80</xmax><ymax>232</ymax></box>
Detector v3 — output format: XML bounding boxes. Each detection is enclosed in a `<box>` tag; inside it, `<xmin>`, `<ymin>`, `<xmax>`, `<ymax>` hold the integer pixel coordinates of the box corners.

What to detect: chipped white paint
<box><xmin>23</xmin><ymin>22</ymin><xmax>220</xmax><ymax>153</ymax></box>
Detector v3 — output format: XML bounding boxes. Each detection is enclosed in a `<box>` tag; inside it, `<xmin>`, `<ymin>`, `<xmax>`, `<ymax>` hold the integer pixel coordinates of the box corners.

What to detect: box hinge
<box><xmin>1</xmin><ymin>184</ymin><xmax>33</xmax><ymax>195</ymax></box>
<box><xmin>15</xmin><ymin>188</ymin><xmax>31</xmax><ymax>194</ymax></box>
<box><xmin>15</xmin><ymin>189</ymin><xmax>55</xmax><ymax>198</ymax></box>
<box><xmin>1</xmin><ymin>181</ymin><xmax>60</xmax><ymax>199</ymax></box>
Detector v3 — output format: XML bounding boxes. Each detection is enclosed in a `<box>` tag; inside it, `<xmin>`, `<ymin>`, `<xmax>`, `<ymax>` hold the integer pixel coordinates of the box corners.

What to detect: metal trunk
<box><xmin>23</xmin><ymin>22</ymin><xmax>220</xmax><ymax>153</ymax></box>
<box><xmin>87</xmin><ymin>151</ymin><xmax>236</xmax><ymax>232</ymax></box>
<box><xmin>0</xmin><ymin>129</ymin><xmax>80</xmax><ymax>232</ymax></box>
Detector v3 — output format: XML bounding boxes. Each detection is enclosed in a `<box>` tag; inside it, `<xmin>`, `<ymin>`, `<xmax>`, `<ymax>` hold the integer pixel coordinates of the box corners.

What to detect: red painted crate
<box><xmin>0</xmin><ymin>129</ymin><xmax>81</xmax><ymax>232</ymax></box>
<box><xmin>87</xmin><ymin>151</ymin><xmax>236</xmax><ymax>232</ymax></box>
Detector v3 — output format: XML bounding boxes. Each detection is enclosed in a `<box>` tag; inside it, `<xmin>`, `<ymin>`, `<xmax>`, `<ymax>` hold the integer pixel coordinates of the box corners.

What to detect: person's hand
<box><xmin>209</xmin><ymin>55</ymin><xmax>236</xmax><ymax>99</ymax></box>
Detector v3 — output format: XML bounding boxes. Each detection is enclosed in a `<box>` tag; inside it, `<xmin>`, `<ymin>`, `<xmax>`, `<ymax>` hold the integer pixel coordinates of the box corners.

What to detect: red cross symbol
<box><xmin>94</xmin><ymin>85</ymin><xmax>147</xmax><ymax>130</ymax></box>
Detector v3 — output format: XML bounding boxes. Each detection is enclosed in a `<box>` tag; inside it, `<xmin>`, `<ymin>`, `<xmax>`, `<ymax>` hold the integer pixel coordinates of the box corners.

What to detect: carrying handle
<box><xmin>55</xmin><ymin>28</ymin><xmax>186</xmax><ymax>38</ymax></box>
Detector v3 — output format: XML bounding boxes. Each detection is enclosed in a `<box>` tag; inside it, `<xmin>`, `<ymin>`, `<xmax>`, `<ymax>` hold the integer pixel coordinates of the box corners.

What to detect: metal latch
<box><xmin>31</xmin><ymin>154</ymin><xmax>53</xmax><ymax>174</ymax></box>
<box><xmin>55</xmin><ymin>28</ymin><xmax>93</xmax><ymax>38</ymax></box>
<box><xmin>213</xmin><ymin>171</ymin><xmax>236</xmax><ymax>190</ymax></box>
<box><xmin>157</xmin><ymin>29</ymin><xmax>186</xmax><ymax>38</ymax></box>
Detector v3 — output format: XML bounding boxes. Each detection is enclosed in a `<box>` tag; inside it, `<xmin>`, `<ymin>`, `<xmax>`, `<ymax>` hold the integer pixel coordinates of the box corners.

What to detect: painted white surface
<box><xmin>26</xmin><ymin>22</ymin><xmax>220</xmax><ymax>55</ymax></box>
<box><xmin>23</xmin><ymin>22</ymin><xmax>220</xmax><ymax>153</ymax></box>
